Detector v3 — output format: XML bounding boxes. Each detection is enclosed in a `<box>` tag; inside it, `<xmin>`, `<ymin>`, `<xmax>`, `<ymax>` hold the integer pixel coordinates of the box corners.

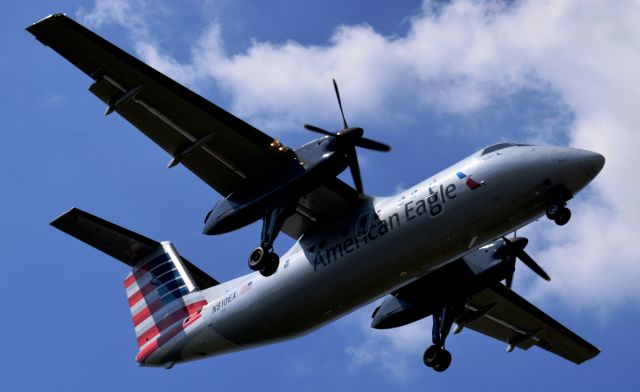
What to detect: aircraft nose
<box><xmin>578</xmin><ymin>149</ymin><xmax>605</xmax><ymax>178</ymax></box>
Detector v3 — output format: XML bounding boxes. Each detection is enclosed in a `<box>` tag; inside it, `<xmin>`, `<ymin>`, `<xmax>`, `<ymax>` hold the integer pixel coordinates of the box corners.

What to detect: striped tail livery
<box><xmin>126</xmin><ymin>242</ymin><xmax>207</xmax><ymax>364</ymax></box>
<box><xmin>51</xmin><ymin>208</ymin><xmax>220</xmax><ymax>368</ymax></box>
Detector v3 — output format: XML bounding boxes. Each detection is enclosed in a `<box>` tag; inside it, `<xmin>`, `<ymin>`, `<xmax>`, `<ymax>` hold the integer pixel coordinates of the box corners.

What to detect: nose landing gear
<box><xmin>423</xmin><ymin>304</ymin><xmax>463</xmax><ymax>372</ymax></box>
<box><xmin>544</xmin><ymin>185</ymin><xmax>573</xmax><ymax>226</ymax></box>
<box><xmin>546</xmin><ymin>203</ymin><xmax>571</xmax><ymax>226</ymax></box>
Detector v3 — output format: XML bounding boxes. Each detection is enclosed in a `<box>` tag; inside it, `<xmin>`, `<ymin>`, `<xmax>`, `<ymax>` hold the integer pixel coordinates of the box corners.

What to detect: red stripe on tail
<box><xmin>135</xmin><ymin>300</ymin><xmax>207</xmax><ymax>347</ymax></box>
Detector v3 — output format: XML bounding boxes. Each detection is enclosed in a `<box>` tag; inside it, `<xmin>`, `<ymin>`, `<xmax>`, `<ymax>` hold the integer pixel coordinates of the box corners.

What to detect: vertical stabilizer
<box><xmin>124</xmin><ymin>242</ymin><xmax>207</xmax><ymax>364</ymax></box>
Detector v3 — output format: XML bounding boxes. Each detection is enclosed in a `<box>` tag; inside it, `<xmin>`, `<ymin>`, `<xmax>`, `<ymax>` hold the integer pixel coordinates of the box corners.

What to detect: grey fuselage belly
<box><xmin>146</xmin><ymin>145</ymin><xmax>602</xmax><ymax>367</ymax></box>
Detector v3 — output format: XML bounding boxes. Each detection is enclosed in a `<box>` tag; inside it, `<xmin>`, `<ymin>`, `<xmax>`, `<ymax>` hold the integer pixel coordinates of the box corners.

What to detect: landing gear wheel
<box><xmin>433</xmin><ymin>349</ymin><xmax>452</xmax><ymax>372</ymax></box>
<box><xmin>248</xmin><ymin>247</ymin><xmax>266</xmax><ymax>271</ymax></box>
<box><xmin>260</xmin><ymin>252</ymin><xmax>280</xmax><ymax>277</ymax></box>
<box><xmin>423</xmin><ymin>345</ymin><xmax>440</xmax><ymax>368</ymax></box>
<box><xmin>422</xmin><ymin>345</ymin><xmax>452</xmax><ymax>372</ymax></box>
<box><xmin>546</xmin><ymin>204</ymin><xmax>561</xmax><ymax>220</ymax></box>
<box><xmin>554</xmin><ymin>207</ymin><xmax>571</xmax><ymax>226</ymax></box>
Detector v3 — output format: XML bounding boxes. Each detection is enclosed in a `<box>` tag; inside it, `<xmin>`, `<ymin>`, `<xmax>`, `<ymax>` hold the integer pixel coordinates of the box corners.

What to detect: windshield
<box><xmin>481</xmin><ymin>143</ymin><xmax>531</xmax><ymax>155</ymax></box>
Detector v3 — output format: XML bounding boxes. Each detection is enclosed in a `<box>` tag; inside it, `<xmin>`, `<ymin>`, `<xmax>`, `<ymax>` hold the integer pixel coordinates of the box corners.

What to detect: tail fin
<box><xmin>51</xmin><ymin>208</ymin><xmax>218</xmax><ymax>365</ymax></box>
<box><xmin>125</xmin><ymin>242</ymin><xmax>207</xmax><ymax>364</ymax></box>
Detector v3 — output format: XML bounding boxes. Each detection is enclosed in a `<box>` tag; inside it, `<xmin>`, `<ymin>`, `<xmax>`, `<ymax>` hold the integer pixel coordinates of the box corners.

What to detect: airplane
<box><xmin>30</xmin><ymin>13</ymin><xmax>604</xmax><ymax>372</ymax></box>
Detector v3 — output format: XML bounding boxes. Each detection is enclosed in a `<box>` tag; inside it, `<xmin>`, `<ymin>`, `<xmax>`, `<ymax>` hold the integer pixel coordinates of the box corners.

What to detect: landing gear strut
<box><xmin>247</xmin><ymin>202</ymin><xmax>293</xmax><ymax>277</ymax></box>
<box><xmin>423</xmin><ymin>304</ymin><xmax>462</xmax><ymax>372</ymax></box>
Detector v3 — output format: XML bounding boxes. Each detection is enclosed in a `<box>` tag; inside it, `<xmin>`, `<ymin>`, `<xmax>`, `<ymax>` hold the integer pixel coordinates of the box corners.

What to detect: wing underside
<box><xmin>458</xmin><ymin>283</ymin><xmax>599</xmax><ymax>364</ymax></box>
<box><xmin>27</xmin><ymin>13</ymin><xmax>294</xmax><ymax>197</ymax></box>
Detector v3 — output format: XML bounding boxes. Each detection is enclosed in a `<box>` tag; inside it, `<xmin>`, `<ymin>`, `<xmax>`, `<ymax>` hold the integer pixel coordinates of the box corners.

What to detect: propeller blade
<box><xmin>304</xmin><ymin>80</ymin><xmax>390</xmax><ymax>195</ymax></box>
<box><xmin>355</xmin><ymin>137</ymin><xmax>392</xmax><ymax>152</ymax></box>
<box><xmin>333</xmin><ymin>78</ymin><xmax>348</xmax><ymax>129</ymax></box>
<box><xmin>505</xmin><ymin>272</ymin><xmax>514</xmax><ymax>289</ymax></box>
<box><xmin>502</xmin><ymin>236</ymin><xmax>551</xmax><ymax>284</ymax></box>
<box><xmin>517</xmin><ymin>250</ymin><xmax>551</xmax><ymax>281</ymax></box>
<box><xmin>348</xmin><ymin>147</ymin><xmax>364</xmax><ymax>194</ymax></box>
<box><xmin>504</xmin><ymin>254</ymin><xmax>516</xmax><ymax>288</ymax></box>
<box><xmin>304</xmin><ymin>124</ymin><xmax>337</xmax><ymax>137</ymax></box>
<box><xmin>505</xmin><ymin>236</ymin><xmax>528</xmax><ymax>251</ymax></box>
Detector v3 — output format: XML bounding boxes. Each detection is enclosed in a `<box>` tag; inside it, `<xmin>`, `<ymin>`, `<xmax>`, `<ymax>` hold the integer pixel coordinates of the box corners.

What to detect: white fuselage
<box><xmin>143</xmin><ymin>145</ymin><xmax>603</xmax><ymax>367</ymax></box>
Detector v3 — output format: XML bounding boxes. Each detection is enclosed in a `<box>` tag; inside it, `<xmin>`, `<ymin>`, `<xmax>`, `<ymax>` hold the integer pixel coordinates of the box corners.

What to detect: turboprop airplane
<box><xmin>30</xmin><ymin>14</ymin><xmax>604</xmax><ymax>372</ymax></box>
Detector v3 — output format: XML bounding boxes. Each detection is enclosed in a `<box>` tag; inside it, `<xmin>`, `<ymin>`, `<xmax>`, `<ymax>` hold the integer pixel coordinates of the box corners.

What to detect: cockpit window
<box><xmin>481</xmin><ymin>143</ymin><xmax>531</xmax><ymax>155</ymax></box>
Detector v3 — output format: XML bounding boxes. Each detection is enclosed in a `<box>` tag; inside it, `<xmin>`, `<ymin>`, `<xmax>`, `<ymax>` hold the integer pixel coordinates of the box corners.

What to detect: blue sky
<box><xmin>3</xmin><ymin>0</ymin><xmax>640</xmax><ymax>390</ymax></box>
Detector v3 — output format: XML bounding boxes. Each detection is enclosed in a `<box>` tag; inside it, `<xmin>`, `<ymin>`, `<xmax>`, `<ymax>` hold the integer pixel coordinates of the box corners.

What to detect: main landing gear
<box><xmin>247</xmin><ymin>202</ymin><xmax>293</xmax><ymax>277</ymax></box>
<box><xmin>423</xmin><ymin>304</ymin><xmax>462</xmax><ymax>372</ymax></box>
<box><xmin>248</xmin><ymin>247</ymin><xmax>279</xmax><ymax>276</ymax></box>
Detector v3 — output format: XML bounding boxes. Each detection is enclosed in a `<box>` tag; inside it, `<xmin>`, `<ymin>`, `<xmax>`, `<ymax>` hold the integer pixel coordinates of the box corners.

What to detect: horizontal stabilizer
<box><xmin>51</xmin><ymin>208</ymin><xmax>219</xmax><ymax>289</ymax></box>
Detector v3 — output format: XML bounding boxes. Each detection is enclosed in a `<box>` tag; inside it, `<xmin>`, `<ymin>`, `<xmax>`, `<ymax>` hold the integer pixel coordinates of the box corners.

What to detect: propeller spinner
<box><xmin>304</xmin><ymin>79</ymin><xmax>391</xmax><ymax>194</ymax></box>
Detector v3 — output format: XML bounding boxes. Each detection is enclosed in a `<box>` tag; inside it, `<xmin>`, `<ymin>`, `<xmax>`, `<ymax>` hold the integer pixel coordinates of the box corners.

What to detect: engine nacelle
<box><xmin>371</xmin><ymin>239</ymin><xmax>511</xmax><ymax>329</ymax></box>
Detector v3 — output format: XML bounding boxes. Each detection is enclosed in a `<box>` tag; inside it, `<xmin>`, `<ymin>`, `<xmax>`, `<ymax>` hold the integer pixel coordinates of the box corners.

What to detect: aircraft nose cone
<box><xmin>578</xmin><ymin>150</ymin><xmax>605</xmax><ymax>178</ymax></box>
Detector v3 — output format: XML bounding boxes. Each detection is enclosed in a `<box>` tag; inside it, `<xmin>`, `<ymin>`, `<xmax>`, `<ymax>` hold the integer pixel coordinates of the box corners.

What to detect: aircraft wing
<box><xmin>27</xmin><ymin>13</ymin><xmax>297</xmax><ymax>198</ymax></box>
<box><xmin>458</xmin><ymin>283</ymin><xmax>599</xmax><ymax>364</ymax></box>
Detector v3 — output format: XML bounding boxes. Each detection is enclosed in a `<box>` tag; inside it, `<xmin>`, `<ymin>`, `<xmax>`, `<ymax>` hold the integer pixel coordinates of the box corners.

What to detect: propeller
<box><xmin>500</xmin><ymin>237</ymin><xmax>550</xmax><ymax>289</ymax></box>
<box><xmin>304</xmin><ymin>79</ymin><xmax>391</xmax><ymax>193</ymax></box>
<box><xmin>333</xmin><ymin>78</ymin><xmax>348</xmax><ymax>130</ymax></box>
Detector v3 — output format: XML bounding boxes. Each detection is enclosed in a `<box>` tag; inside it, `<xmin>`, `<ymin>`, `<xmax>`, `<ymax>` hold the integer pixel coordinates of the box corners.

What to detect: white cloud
<box><xmin>344</xmin><ymin>306</ymin><xmax>431</xmax><ymax>380</ymax></box>
<box><xmin>77</xmin><ymin>0</ymin><xmax>149</xmax><ymax>36</ymax></box>
<box><xmin>76</xmin><ymin>0</ymin><xmax>640</xmax><ymax>373</ymax></box>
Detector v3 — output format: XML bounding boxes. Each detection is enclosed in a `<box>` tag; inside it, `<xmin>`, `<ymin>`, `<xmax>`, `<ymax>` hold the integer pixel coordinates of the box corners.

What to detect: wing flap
<box><xmin>88</xmin><ymin>78</ymin><xmax>242</xmax><ymax>190</ymax></box>
<box><xmin>460</xmin><ymin>283</ymin><xmax>599</xmax><ymax>364</ymax></box>
<box><xmin>28</xmin><ymin>13</ymin><xmax>295</xmax><ymax>197</ymax></box>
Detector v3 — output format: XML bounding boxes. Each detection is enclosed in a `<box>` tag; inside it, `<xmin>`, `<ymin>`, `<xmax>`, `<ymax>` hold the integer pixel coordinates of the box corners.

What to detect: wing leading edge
<box><xmin>458</xmin><ymin>283</ymin><xmax>599</xmax><ymax>364</ymax></box>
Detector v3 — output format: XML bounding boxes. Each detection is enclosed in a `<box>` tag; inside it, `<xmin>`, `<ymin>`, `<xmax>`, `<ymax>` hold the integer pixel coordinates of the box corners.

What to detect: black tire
<box><xmin>248</xmin><ymin>247</ymin><xmax>266</xmax><ymax>271</ymax></box>
<box><xmin>546</xmin><ymin>204</ymin><xmax>561</xmax><ymax>220</ymax></box>
<box><xmin>554</xmin><ymin>208</ymin><xmax>571</xmax><ymax>226</ymax></box>
<box><xmin>423</xmin><ymin>345</ymin><xmax>440</xmax><ymax>368</ymax></box>
<box><xmin>433</xmin><ymin>349</ymin><xmax>452</xmax><ymax>372</ymax></box>
<box><xmin>260</xmin><ymin>252</ymin><xmax>280</xmax><ymax>277</ymax></box>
